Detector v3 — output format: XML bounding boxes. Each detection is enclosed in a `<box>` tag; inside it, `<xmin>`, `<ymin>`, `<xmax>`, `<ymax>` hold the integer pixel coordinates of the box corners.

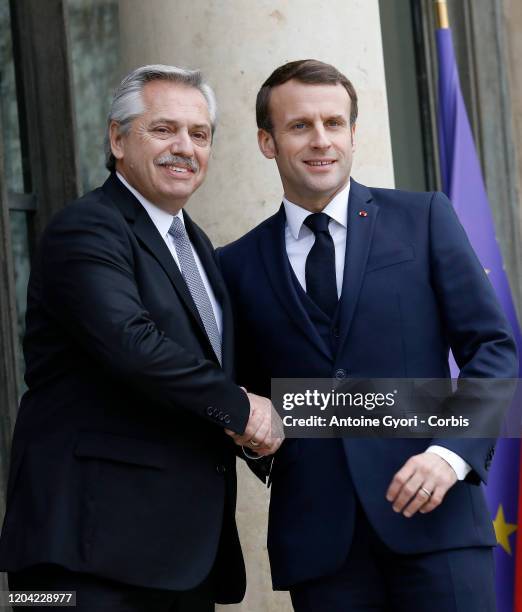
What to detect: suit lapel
<box><xmin>218</xmin><ymin>291</ymin><xmax>234</xmax><ymax>376</ymax></box>
<box><xmin>337</xmin><ymin>180</ymin><xmax>378</xmax><ymax>350</ymax></box>
<box><xmin>259</xmin><ymin>206</ymin><xmax>332</xmax><ymax>361</ymax></box>
<box><xmin>102</xmin><ymin>174</ymin><xmax>210</xmax><ymax>350</ymax></box>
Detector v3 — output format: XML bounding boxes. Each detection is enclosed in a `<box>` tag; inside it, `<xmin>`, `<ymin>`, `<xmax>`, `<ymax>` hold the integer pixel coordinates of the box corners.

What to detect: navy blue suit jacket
<box><xmin>218</xmin><ymin>180</ymin><xmax>518</xmax><ymax>590</ymax></box>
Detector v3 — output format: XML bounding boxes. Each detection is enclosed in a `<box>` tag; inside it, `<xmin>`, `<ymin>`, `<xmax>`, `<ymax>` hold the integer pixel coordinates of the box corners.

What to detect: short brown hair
<box><xmin>256</xmin><ymin>59</ymin><xmax>358</xmax><ymax>133</ymax></box>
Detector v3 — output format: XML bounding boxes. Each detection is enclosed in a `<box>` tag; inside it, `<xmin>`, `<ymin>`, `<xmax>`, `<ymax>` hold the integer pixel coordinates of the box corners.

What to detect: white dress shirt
<box><xmin>282</xmin><ymin>181</ymin><xmax>471</xmax><ymax>481</ymax></box>
<box><xmin>116</xmin><ymin>172</ymin><xmax>222</xmax><ymax>335</ymax></box>
<box><xmin>283</xmin><ymin>182</ymin><xmax>350</xmax><ymax>298</ymax></box>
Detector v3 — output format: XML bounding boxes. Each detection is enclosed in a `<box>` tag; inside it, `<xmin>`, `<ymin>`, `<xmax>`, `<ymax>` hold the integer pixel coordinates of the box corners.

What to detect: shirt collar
<box><xmin>116</xmin><ymin>171</ymin><xmax>184</xmax><ymax>238</ymax></box>
<box><xmin>283</xmin><ymin>180</ymin><xmax>350</xmax><ymax>240</ymax></box>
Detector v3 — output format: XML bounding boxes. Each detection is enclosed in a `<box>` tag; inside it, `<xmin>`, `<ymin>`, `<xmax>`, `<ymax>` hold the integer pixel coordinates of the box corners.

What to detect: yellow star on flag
<box><xmin>493</xmin><ymin>505</ymin><xmax>517</xmax><ymax>555</ymax></box>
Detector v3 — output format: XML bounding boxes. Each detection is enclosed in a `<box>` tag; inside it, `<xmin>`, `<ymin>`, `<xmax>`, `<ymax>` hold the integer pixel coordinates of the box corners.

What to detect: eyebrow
<box><xmin>327</xmin><ymin>114</ymin><xmax>348</xmax><ymax>123</ymax></box>
<box><xmin>191</xmin><ymin>123</ymin><xmax>212</xmax><ymax>131</ymax></box>
<box><xmin>285</xmin><ymin>114</ymin><xmax>348</xmax><ymax>126</ymax></box>
<box><xmin>149</xmin><ymin>118</ymin><xmax>211</xmax><ymax>131</ymax></box>
<box><xmin>285</xmin><ymin>116</ymin><xmax>304</xmax><ymax>124</ymax></box>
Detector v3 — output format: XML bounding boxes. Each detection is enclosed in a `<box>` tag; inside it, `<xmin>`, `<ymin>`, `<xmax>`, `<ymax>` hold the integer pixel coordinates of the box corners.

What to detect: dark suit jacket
<box><xmin>218</xmin><ymin>179</ymin><xmax>518</xmax><ymax>590</ymax></box>
<box><xmin>0</xmin><ymin>173</ymin><xmax>250</xmax><ymax>603</ymax></box>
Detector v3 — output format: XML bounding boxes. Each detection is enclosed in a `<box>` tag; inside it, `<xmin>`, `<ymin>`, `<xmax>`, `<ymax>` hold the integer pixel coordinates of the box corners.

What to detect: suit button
<box><xmin>216</xmin><ymin>464</ymin><xmax>227</xmax><ymax>474</ymax></box>
<box><xmin>332</xmin><ymin>327</ymin><xmax>340</xmax><ymax>338</ymax></box>
<box><xmin>335</xmin><ymin>368</ymin><xmax>346</xmax><ymax>379</ymax></box>
<box><xmin>224</xmin><ymin>415</ymin><xmax>231</xmax><ymax>424</ymax></box>
<box><xmin>206</xmin><ymin>406</ymin><xmax>213</xmax><ymax>416</ymax></box>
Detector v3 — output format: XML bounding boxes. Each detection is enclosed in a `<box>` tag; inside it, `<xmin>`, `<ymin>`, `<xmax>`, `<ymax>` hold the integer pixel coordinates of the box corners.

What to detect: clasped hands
<box><xmin>225</xmin><ymin>390</ymin><xmax>284</xmax><ymax>456</ymax></box>
<box><xmin>226</xmin><ymin>391</ymin><xmax>458</xmax><ymax>510</ymax></box>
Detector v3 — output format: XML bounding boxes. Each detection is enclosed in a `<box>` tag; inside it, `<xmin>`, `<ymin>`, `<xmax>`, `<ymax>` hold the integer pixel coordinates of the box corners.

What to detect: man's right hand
<box><xmin>225</xmin><ymin>392</ymin><xmax>284</xmax><ymax>456</ymax></box>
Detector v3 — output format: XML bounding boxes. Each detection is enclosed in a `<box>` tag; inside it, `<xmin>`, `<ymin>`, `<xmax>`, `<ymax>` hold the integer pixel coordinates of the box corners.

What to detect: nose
<box><xmin>169</xmin><ymin>128</ymin><xmax>193</xmax><ymax>157</ymax></box>
<box><xmin>310</xmin><ymin>124</ymin><xmax>331</xmax><ymax>149</ymax></box>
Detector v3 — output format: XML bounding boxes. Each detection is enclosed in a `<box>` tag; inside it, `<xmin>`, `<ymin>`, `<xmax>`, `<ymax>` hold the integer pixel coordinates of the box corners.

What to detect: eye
<box><xmin>153</xmin><ymin>126</ymin><xmax>170</xmax><ymax>136</ymax></box>
<box><xmin>192</xmin><ymin>132</ymin><xmax>209</xmax><ymax>142</ymax></box>
<box><xmin>326</xmin><ymin>119</ymin><xmax>345</xmax><ymax>128</ymax></box>
<box><xmin>292</xmin><ymin>122</ymin><xmax>307</xmax><ymax>130</ymax></box>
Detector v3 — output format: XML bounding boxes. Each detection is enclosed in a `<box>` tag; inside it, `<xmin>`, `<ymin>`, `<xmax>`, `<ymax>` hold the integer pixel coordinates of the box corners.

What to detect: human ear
<box><xmin>257</xmin><ymin>129</ymin><xmax>277</xmax><ymax>159</ymax></box>
<box><xmin>109</xmin><ymin>121</ymin><xmax>125</xmax><ymax>161</ymax></box>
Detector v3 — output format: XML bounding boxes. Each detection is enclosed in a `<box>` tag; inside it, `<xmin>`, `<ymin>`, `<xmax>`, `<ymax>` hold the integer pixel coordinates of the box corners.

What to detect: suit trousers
<box><xmin>289</xmin><ymin>501</ymin><xmax>496</xmax><ymax>612</ymax></box>
<box><xmin>8</xmin><ymin>564</ymin><xmax>214</xmax><ymax>612</ymax></box>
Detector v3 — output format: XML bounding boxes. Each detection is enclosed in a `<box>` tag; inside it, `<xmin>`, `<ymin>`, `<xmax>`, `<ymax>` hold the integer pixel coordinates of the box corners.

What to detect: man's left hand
<box><xmin>385</xmin><ymin>453</ymin><xmax>457</xmax><ymax>518</ymax></box>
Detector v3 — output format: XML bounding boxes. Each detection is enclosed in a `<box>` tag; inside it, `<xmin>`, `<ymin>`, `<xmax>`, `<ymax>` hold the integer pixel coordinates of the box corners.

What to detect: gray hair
<box><xmin>104</xmin><ymin>64</ymin><xmax>217</xmax><ymax>171</ymax></box>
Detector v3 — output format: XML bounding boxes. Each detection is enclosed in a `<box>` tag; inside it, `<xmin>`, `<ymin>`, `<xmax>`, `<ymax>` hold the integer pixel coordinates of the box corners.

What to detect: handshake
<box><xmin>225</xmin><ymin>390</ymin><xmax>284</xmax><ymax>456</ymax></box>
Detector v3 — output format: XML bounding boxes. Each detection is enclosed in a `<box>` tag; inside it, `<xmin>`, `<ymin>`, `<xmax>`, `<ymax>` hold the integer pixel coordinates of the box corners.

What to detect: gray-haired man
<box><xmin>0</xmin><ymin>64</ymin><xmax>281</xmax><ymax>611</ymax></box>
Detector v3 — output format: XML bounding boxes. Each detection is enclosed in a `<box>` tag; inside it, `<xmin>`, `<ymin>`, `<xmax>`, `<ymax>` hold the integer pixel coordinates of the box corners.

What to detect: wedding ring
<box><xmin>249</xmin><ymin>439</ymin><xmax>260</xmax><ymax>448</ymax></box>
<box><xmin>420</xmin><ymin>487</ymin><xmax>432</xmax><ymax>498</ymax></box>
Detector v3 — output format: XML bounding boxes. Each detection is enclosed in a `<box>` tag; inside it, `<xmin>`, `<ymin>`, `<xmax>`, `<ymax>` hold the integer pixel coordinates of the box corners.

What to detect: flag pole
<box><xmin>435</xmin><ymin>0</ymin><xmax>449</xmax><ymax>29</ymax></box>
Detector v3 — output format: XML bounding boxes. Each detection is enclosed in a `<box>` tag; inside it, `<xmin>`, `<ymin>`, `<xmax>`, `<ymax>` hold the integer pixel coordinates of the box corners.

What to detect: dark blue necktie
<box><xmin>304</xmin><ymin>212</ymin><xmax>338</xmax><ymax>318</ymax></box>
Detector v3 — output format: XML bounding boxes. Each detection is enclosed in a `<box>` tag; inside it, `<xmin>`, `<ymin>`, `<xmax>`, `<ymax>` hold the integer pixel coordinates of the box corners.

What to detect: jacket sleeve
<box><xmin>39</xmin><ymin>203</ymin><xmax>250</xmax><ymax>434</ymax></box>
<box><xmin>427</xmin><ymin>191</ymin><xmax>518</xmax><ymax>483</ymax></box>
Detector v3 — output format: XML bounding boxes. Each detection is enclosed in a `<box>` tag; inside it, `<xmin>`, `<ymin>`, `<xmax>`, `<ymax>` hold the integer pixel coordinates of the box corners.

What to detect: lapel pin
<box><xmin>358</xmin><ymin>210</ymin><xmax>368</xmax><ymax>217</ymax></box>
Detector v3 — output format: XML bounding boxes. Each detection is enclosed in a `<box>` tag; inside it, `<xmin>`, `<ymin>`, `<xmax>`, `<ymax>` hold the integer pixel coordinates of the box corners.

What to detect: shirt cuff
<box><xmin>425</xmin><ymin>445</ymin><xmax>472</xmax><ymax>480</ymax></box>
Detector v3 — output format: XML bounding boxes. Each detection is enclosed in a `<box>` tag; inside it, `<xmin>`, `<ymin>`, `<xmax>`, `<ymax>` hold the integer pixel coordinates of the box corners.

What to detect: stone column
<box><xmin>503</xmin><ymin>0</ymin><xmax>522</xmax><ymax>247</ymax></box>
<box><xmin>118</xmin><ymin>2</ymin><xmax>393</xmax><ymax>610</ymax></box>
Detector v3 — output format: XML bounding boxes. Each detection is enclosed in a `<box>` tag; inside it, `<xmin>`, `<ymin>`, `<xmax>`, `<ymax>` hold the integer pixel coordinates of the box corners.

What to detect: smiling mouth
<box><xmin>304</xmin><ymin>160</ymin><xmax>336</xmax><ymax>166</ymax></box>
<box><xmin>163</xmin><ymin>165</ymin><xmax>194</xmax><ymax>174</ymax></box>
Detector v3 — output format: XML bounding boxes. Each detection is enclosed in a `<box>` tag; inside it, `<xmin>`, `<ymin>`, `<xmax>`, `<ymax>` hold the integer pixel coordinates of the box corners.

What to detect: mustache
<box><xmin>154</xmin><ymin>154</ymin><xmax>198</xmax><ymax>173</ymax></box>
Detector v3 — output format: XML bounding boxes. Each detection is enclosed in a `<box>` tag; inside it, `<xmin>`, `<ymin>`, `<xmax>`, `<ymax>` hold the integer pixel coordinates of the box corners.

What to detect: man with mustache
<box><xmin>0</xmin><ymin>64</ymin><xmax>281</xmax><ymax>611</ymax></box>
<box><xmin>218</xmin><ymin>60</ymin><xmax>517</xmax><ymax>611</ymax></box>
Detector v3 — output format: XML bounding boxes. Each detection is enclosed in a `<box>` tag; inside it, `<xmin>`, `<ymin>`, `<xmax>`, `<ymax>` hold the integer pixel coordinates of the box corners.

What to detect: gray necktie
<box><xmin>168</xmin><ymin>216</ymin><xmax>222</xmax><ymax>364</ymax></box>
